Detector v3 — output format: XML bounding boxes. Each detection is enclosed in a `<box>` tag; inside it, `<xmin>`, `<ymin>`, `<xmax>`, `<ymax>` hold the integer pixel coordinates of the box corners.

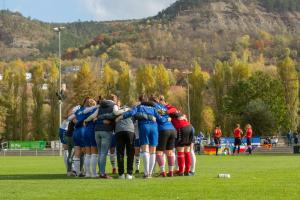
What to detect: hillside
<box><xmin>1</xmin><ymin>0</ymin><xmax>300</xmax><ymax>69</ymax></box>
<box><xmin>0</xmin><ymin>10</ymin><xmax>133</xmax><ymax>60</ymax></box>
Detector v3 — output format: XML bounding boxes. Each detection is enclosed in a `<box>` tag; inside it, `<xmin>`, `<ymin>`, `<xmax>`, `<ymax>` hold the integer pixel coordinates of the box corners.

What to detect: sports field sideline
<box><xmin>0</xmin><ymin>155</ymin><xmax>300</xmax><ymax>200</ymax></box>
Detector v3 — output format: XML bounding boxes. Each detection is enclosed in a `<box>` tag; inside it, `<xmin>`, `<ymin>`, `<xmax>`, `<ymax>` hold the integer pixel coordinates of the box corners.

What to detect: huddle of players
<box><xmin>59</xmin><ymin>94</ymin><xmax>196</xmax><ymax>179</ymax></box>
<box><xmin>213</xmin><ymin>124</ymin><xmax>253</xmax><ymax>155</ymax></box>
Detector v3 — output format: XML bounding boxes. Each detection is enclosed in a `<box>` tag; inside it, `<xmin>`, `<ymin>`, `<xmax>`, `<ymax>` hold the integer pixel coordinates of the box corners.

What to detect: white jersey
<box><xmin>60</xmin><ymin>120</ymin><xmax>69</xmax><ymax>131</ymax></box>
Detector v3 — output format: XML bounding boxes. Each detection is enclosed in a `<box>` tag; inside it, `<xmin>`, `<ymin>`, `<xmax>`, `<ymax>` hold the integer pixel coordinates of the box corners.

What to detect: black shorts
<box><xmin>157</xmin><ymin>130</ymin><xmax>176</xmax><ymax>151</ymax></box>
<box><xmin>176</xmin><ymin>125</ymin><xmax>193</xmax><ymax>147</ymax></box>
<box><xmin>234</xmin><ymin>138</ymin><xmax>241</xmax><ymax>146</ymax></box>
<box><xmin>247</xmin><ymin>138</ymin><xmax>252</xmax><ymax>146</ymax></box>
<box><xmin>214</xmin><ymin>138</ymin><xmax>221</xmax><ymax>145</ymax></box>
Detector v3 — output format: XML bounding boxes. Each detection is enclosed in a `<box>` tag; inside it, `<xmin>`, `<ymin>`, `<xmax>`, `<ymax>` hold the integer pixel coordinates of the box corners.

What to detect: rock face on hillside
<box><xmin>162</xmin><ymin>0</ymin><xmax>300</xmax><ymax>34</ymax></box>
<box><xmin>0</xmin><ymin>0</ymin><xmax>300</xmax><ymax>62</ymax></box>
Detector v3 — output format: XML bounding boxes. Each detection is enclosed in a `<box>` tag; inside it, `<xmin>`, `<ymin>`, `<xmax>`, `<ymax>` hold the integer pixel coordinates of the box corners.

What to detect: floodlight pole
<box><xmin>54</xmin><ymin>27</ymin><xmax>65</xmax><ymax>156</ymax></box>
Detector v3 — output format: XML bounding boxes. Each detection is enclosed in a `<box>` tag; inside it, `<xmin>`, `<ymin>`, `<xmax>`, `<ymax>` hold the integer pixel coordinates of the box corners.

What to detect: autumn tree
<box><xmin>72</xmin><ymin>62</ymin><xmax>97</xmax><ymax>105</ymax></box>
<box><xmin>47</xmin><ymin>62</ymin><xmax>59</xmax><ymax>140</ymax></box>
<box><xmin>136</xmin><ymin>64</ymin><xmax>156</xmax><ymax>96</ymax></box>
<box><xmin>32</xmin><ymin>64</ymin><xmax>45</xmax><ymax>140</ymax></box>
<box><xmin>189</xmin><ymin>61</ymin><xmax>205</xmax><ymax>132</ymax></box>
<box><xmin>155</xmin><ymin>64</ymin><xmax>170</xmax><ymax>97</ymax></box>
<box><xmin>201</xmin><ymin>106</ymin><xmax>215</xmax><ymax>136</ymax></box>
<box><xmin>277</xmin><ymin>50</ymin><xmax>299</xmax><ymax>131</ymax></box>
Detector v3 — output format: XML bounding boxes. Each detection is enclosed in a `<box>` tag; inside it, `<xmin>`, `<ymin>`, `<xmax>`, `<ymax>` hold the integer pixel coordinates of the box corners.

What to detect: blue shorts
<box><xmin>139</xmin><ymin>123</ymin><xmax>158</xmax><ymax>146</ymax></box>
<box><xmin>59</xmin><ymin>129</ymin><xmax>66</xmax><ymax>144</ymax></box>
<box><xmin>73</xmin><ymin>126</ymin><xmax>85</xmax><ymax>147</ymax></box>
<box><xmin>84</xmin><ymin>124</ymin><xmax>97</xmax><ymax>147</ymax></box>
<box><xmin>110</xmin><ymin>134</ymin><xmax>117</xmax><ymax>148</ymax></box>
<box><xmin>134</xmin><ymin>138</ymin><xmax>140</xmax><ymax>147</ymax></box>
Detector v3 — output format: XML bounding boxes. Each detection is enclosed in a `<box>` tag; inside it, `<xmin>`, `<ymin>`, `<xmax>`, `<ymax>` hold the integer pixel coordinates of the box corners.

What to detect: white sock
<box><xmin>74</xmin><ymin>157</ymin><xmax>80</xmax><ymax>176</ymax></box>
<box><xmin>191</xmin><ymin>150</ymin><xmax>196</xmax><ymax>173</ymax></box>
<box><xmin>110</xmin><ymin>153</ymin><xmax>116</xmax><ymax>169</ymax></box>
<box><xmin>135</xmin><ymin>155</ymin><xmax>140</xmax><ymax>170</ymax></box>
<box><xmin>142</xmin><ymin>152</ymin><xmax>150</xmax><ymax>176</ymax></box>
<box><xmin>63</xmin><ymin>150</ymin><xmax>68</xmax><ymax>171</ymax></box>
<box><xmin>84</xmin><ymin>154</ymin><xmax>91</xmax><ymax>176</ymax></box>
<box><xmin>149</xmin><ymin>153</ymin><xmax>156</xmax><ymax>175</ymax></box>
<box><xmin>91</xmin><ymin>154</ymin><xmax>98</xmax><ymax>176</ymax></box>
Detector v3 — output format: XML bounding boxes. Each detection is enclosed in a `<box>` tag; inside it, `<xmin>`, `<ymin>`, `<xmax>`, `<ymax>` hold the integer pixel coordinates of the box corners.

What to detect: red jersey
<box><xmin>214</xmin><ymin>128</ymin><xmax>222</xmax><ymax>138</ymax></box>
<box><xmin>246</xmin><ymin>128</ymin><xmax>253</xmax><ymax>138</ymax></box>
<box><xmin>234</xmin><ymin>128</ymin><xmax>242</xmax><ymax>138</ymax></box>
<box><xmin>166</xmin><ymin>104</ymin><xmax>190</xmax><ymax>129</ymax></box>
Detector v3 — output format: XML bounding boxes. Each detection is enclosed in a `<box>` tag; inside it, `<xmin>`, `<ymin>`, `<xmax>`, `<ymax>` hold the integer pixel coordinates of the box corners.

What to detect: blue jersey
<box><xmin>123</xmin><ymin>104</ymin><xmax>165</xmax><ymax>125</ymax></box>
<box><xmin>153</xmin><ymin>103</ymin><xmax>175</xmax><ymax>131</ymax></box>
<box><xmin>75</xmin><ymin>106</ymin><xmax>96</xmax><ymax>128</ymax></box>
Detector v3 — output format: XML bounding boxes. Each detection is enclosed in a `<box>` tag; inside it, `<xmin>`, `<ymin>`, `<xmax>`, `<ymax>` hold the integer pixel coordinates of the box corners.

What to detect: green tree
<box><xmin>117</xmin><ymin>62</ymin><xmax>131</xmax><ymax>104</ymax></box>
<box><xmin>102</xmin><ymin>64</ymin><xmax>118</xmax><ymax>98</ymax></box>
<box><xmin>277</xmin><ymin>52</ymin><xmax>299</xmax><ymax>131</ymax></box>
<box><xmin>136</xmin><ymin>64</ymin><xmax>156</xmax><ymax>96</ymax></box>
<box><xmin>72</xmin><ymin>62</ymin><xmax>97</xmax><ymax>105</ymax></box>
<box><xmin>201</xmin><ymin>106</ymin><xmax>215</xmax><ymax>135</ymax></box>
<box><xmin>32</xmin><ymin>64</ymin><xmax>45</xmax><ymax>140</ymax></box>
<box><xmin>155</xmin><ymin>64</ymin><xmax>170</xmax><ymax>97</ymax></box>
<box><xmin>189</xmin><ymin>61</ymin><xmax>205</xmax><ymax>132</ymax></box>
<box><xmin>47</xmin><ymin>62</ymin><xmax>59</xmax><ymax>140</ymax></box>
<box><xmin>243</xmin><ymin>99</ymin><xmax>276</xmax><ymax>136</ymax></box>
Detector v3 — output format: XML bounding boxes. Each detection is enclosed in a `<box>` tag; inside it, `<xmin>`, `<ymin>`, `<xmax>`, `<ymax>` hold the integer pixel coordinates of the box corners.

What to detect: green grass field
<box><xmin>0</xmin><ymin>155</ymin><xmax>300</xmax><ymax>200</ymax></box>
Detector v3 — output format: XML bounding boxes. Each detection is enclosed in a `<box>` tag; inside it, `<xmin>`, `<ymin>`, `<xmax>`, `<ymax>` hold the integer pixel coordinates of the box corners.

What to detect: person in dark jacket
<box><xmin>84</xmin><ymin>94</ymin><xmax>118</xmax><ymax>179</ymax></box>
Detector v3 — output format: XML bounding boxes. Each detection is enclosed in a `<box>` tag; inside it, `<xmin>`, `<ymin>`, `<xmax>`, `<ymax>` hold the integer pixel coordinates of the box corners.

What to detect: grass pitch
<box><xmin>0</xmin><ymin>155</ymin><xmax>300</xmax><ymax>200</ymax></box>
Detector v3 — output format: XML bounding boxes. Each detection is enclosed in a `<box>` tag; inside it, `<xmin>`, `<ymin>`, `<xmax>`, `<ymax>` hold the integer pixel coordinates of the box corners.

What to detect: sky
<box><xmin>1</xmin><ymin>0</ymin><xmax>177</xmax><ymax>23</ymax></box>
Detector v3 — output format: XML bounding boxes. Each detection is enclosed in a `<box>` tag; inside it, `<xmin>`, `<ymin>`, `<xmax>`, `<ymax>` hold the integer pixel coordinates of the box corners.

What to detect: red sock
<box><xmin>156</xmin><ymin>154</ymin><xmax>164</xmax><ymax>167</ymax></box>
<box><xmin>177</xmin><ymin>152</ymin><xmax>185</xmax><ymax>174</ymax></box>
<box><xmin>184</xmin><ymin>152</ymin><xmax>191</xmax><ymax>174</ymax></box>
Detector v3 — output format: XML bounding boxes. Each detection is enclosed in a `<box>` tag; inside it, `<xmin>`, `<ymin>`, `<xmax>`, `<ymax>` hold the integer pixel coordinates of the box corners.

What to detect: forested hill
<box><xmin>1</xmin><ymin>0</ymin><xmax>300</xmax><ymax>69</ymax></box>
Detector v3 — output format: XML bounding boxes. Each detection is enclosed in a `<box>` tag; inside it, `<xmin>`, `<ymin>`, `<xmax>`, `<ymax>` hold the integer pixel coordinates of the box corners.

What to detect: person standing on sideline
<box><xmin>287</xmin><ymin>130</ymin><xmax>292</xmax><ymax>146</ymax></box>
<box><xmin>245</xmin><ymin>124</ymin><xmax>253</xmax><ymax>155</ymax></box>
<box><xmin>233</xmin><ymin>124</ymin><xmax>243</xmax><ymax>155</ymax></box>
<box><xmin>214</xmin><ymin>125</ymin><xmax>222</xmax><ymax>156</ymax></box>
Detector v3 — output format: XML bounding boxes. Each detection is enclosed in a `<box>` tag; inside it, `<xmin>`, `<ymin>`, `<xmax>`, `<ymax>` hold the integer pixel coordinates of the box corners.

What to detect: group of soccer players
<box><xmin>213</xmin><ymin>124</ymin><xmax>253</xmax><ymax>155</ymax></box>
<box><xmin>59</xmin><ymin>94</ymin><xmax>197</xmax><ymax>179</ymax></box>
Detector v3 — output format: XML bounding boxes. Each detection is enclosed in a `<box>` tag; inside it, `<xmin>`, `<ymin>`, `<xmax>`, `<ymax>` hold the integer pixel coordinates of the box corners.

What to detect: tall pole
<box><xmin>187</xmin><ymin>74</ymin><xmax>191</xmax><ymax>121</ymax></box>
<box><xmin>54</xmin><ymin>27</ymin><xmax>64</xmax><ymax>156</ymax></box>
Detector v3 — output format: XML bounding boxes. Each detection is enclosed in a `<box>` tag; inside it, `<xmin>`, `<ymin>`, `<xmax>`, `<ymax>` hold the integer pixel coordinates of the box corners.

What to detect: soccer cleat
<box><xmin>189</xmin><ymin>171</ymin><xmax>195</xmax><ymax>176</ymax></box>
<box><xmin>112</xmin><ymin>168</ymin><xmax>117</xmax><ymax>174</ymax></box>
<box><xmin>91</xmin><ymin>174</ymin><xmax>99</xmax><ymax>178</ymax></box>
<box><xmin>159</xmin><ymin>172</ymin><xmax>167</xmax><ymax>177</ymax></box>
<box><xmin>67</xmin><ymin>171</ymin><xmax>76</xmax><ymax>177</ymax></box>
<box><xmin>135</xmin><ymin>170</ymin><xmax>140</xmax><ymax>174</ymax></box>
<box><xmin>177</xmin><ymin>172</ymin><xmax>184</xmax><ymax>177</ymax></box>
<box><xmin>167</xmin><ymin>171</ymin><xmax>174</xmax><ymax>177</ymax></box>
<box><xmin>118</xmin><ymin>174</ymin><xmax>125</xmax><ymax>179</ymax></box>
<box><xmin>184</xmin><ymin>172</ymin><xmax>194</xmax><ymax>176</ymax></box>
<box><xmin>85</xmin><ymin>173</ymin><xmax>91</xmax><ymax>178</ymax></box>
<box><xmin>126</xmin><ymin>174</ymin><xmax>133</xmax><ymax>180</ymax></box>
<box><xmin>100</xmin><ymin>174</ymin><xmax>113</xmax><ymax>179</ymax></box>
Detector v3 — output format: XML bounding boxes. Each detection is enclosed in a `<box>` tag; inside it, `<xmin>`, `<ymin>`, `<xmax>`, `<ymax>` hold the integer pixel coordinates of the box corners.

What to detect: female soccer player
<box><xmin>117</xmin><ymin>94</ymin><xmax>164</xmax><ymax>178</ymax></box>
<box><xmin>233</xmin><ymin>124</ymin><xmax>243</xmax><ymax>155</ymax></box>
<box><xmin>153</xmin><ymin>96</ymin><xmax>176</xmax><ymax>177</ymax></box>
<box><xmin>71</xmin><ymin>97</ymin><xmax>90</xmax><ymax>176</ymax></box>
<box><xmin>59</xmin><ymin>116</ymin><xmax>69</xmax><ymax>172</ymax></box>
<box><xmin>245</xmin><ymin>124</ymin><xmax>253</xmax><ymax>155</ymax></box>
<box><xmin>82</xmin><ymin>99</ymin><xmax>98</xmax><ymax>178</ymax></box>
<box><xmin>166</xmin><ymin>104</ymin><xmax>194</xmax><ymax>176</ymax></box>
<box><xmin>214</xmin><ymin>125</ymin><xmax>222</xmax><ymax>156</ymax></box>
